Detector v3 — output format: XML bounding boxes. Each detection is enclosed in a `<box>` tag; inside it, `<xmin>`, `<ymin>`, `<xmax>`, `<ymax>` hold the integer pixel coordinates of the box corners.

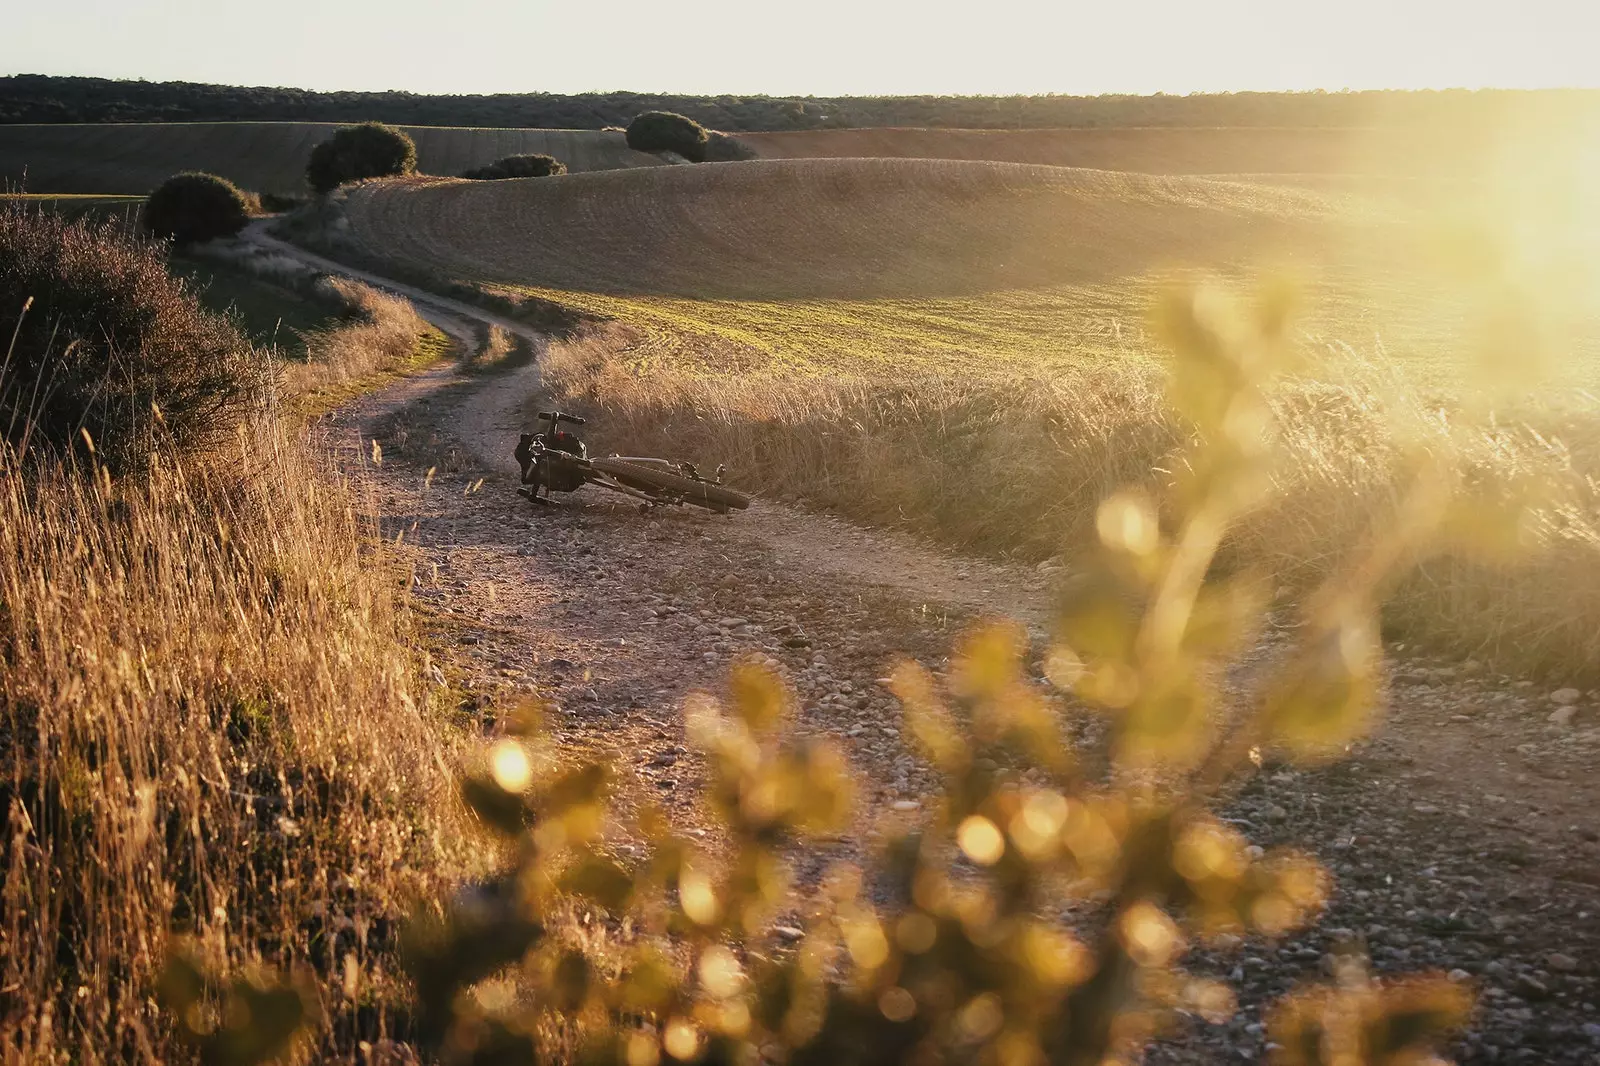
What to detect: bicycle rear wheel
<box><xmin>590</xmin><ymin>457</ymin><xmax>751</xmax><ymax>511</ymax></box>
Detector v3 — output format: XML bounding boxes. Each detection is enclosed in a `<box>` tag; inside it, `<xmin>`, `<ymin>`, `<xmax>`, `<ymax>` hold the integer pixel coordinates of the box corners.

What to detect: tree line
<box><xmin>5</xmin><ymin>74</ymin><xmax>1599</xmax><ymax>130</ymax></box>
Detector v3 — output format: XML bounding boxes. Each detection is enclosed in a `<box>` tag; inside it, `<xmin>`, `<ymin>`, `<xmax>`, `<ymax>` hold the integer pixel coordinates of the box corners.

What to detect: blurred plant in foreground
<box><xmin>177</xmin><ymin>283</ymin><xmax>1503</xmax><ymax>1065</ymax></box>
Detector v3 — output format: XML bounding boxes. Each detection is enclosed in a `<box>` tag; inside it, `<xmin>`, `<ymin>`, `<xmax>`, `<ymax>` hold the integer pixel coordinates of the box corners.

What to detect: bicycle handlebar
<box><xmin>537</xmin><ymin>410</ymin><xmax>587</xmax><ymax>427</ymax></box>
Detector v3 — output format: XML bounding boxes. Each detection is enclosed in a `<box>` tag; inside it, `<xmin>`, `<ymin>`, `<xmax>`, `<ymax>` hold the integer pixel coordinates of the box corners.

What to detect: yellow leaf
<box><xmin>1264</xmin><ymin>614</ymin><xmax>1381</xmax><ymax>763</ymax></box>
<box><xmin>951</xmin><ymin>621</ymin><xmax>1028</xmax><ymax>700</ymax></box>
<box><xmin>728</xmin><ymin>658</ymin><xmax>792</xmax><ymax>733</ymax></box>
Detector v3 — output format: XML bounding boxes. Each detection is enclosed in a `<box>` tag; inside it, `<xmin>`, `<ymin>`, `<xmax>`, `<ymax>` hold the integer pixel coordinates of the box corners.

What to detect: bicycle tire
<box><xmin>590</xmin><ymin>457</ymin><xmax>751</xmax><ymax>510</ymax></box>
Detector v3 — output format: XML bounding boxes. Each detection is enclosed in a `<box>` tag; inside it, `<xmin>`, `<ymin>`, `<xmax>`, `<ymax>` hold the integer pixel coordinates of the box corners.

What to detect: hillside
<box><xmin>333</xmin><ymin>158</ymin><xmax>1330</xmax><ymax>301</ymax></box>
<box><xmin>0</xmin><ymin>122</ymin><xmax>663</xmax><ymax>194</ymax></box>
<box><xmin>313</xmin><ymin>157</ymin><xmax>1376</xmax><ymax>383</ymax></box>
<box><xmin>740</xmin><ymin>125</ymin><xmax>1512</xmax><ymax>177</ymax></box>
<box><xmin>322</xmin><ymin>155</ymin><xmax>1600</xmax><ymax>390</ymax></box>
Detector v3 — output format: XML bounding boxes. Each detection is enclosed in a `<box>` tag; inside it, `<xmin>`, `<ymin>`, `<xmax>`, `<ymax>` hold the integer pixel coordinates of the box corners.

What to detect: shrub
<box><xmin>0</xmin><ymin>205</ymin><xmax>269</xmax><ymax>470</ymax></box>
<box><xmin>305</xmin><ymin>121</ymin><xmax>417</xmax><ymax>194</ymax></box>
<box><xmin>625</xmin><ymin>110</ymin><xmax>710</xmax><ymax>162</ymax></box>
<box><xmin>141</xmin><ymin>171</ymin><xmax>253</xmax><ymax>245</ymax></box>
<box><xmin>460</xmin><ymin>153</ymin><xmax>568</xmax><ymax>180</ymax></box>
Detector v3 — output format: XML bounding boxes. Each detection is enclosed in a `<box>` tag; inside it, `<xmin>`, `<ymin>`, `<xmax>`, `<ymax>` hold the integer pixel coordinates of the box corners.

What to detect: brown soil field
<box><xmin>331</xmin><ymin>157</ymin><xmax>1335</xmax><ymax>302</ymax></box>
<box><xmin>0</xmin><ymin>122</ymin><xmax>664</xmax><ymax>195</ymax></box>
<box><xmin>739</xmin><ymin>124</ymin><xmax>1561</xmax><ymax>178</ymax></box>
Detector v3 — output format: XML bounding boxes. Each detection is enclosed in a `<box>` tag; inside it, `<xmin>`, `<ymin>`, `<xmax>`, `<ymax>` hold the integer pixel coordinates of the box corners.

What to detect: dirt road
<box><xmin>287</xmin><ymin>238</ymin><xmax>1599</xmax><ymax>1063</ymax></box>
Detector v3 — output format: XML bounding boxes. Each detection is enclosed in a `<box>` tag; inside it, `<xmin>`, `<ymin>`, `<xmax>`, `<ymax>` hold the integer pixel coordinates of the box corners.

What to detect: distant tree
<box><xmin>625</xmin><ymin>111</ymin><xmax>710</xmax><ymax>162</ymax></box>
<box><xmin>305</xmin><ymin>122</ymin><xmax>417</xmax><ymax>194</ymax></box>
<box><xmin>141</xmin><ymin>171</ymin><xmax>253</xmax><ymax>245</ymax></box>
<box><xmin>460</xmin><ymin>154</ymin><xmax>567</xmax><ymax>180</ymax></box>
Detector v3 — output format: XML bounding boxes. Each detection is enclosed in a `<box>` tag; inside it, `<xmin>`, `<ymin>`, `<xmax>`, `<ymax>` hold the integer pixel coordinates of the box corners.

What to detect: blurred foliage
<box><xmin>176</xmin><ymin>283</ymin><xmax>1517</xmax><ymax>1064</ymax></box>
<box><xmin>158</xmin><ymin>947</ymin><xmax>318</xmax><ymax>1066</ymax></box>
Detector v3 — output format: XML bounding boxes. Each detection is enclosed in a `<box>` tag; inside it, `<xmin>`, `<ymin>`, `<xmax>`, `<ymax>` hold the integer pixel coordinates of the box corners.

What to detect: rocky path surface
<box><xmin>286</xmin><ymin>244</ymin><xmax>1600</xmax><ymax>1062</ymax></box>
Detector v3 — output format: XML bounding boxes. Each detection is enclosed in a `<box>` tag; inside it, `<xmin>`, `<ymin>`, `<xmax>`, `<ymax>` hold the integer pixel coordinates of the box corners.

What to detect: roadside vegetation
<box><xmin>0</xmin><ymin>206</ymin><xmax>269</xmax><ymax>469</ymax></box>
<box><xmin>185</xmin><ymin>286</ymin><xmax>1489</xmax><ymax>1066</ymax></box>
<box><xmin>0</xmin><ymin>204</ymin><xmax>473</xmax><ymax>1060</ymax></box>
<box><xmin>141</xmin><ymin>170</ymin><xmax>253</xmax><ymax>244</ymax></box>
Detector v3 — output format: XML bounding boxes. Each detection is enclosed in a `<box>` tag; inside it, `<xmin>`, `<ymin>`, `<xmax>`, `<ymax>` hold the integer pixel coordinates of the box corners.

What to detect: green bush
<box><xmin>305</xmin><ymin>122</ymin><xmax>417</xmax><ymax>194</ymax></box>
<box><xmin>142</xmin><ymin>172</ymin><xmax>253</xmax><ymax>245</ymax></box>
<box><xmin>460</xmin><ymin>154</ymin><xmax>568</xmax><ymax>180</ymax></box>
<box><xmin>625</xmin><ymin>111</ymin><xmax>710</xmax><ymax>162</ymax></box>
<box><xmin>0</xmin><ymin>205</ymin><xmax>269</xmax><ymax>470</ymax></box>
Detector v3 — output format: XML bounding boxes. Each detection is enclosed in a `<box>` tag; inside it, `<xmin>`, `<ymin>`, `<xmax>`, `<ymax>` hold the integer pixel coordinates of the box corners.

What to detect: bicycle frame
<box><xmin>516</xmin><ymin>411</ymin><xmax>745</xmax><ymax>512</ymax></box>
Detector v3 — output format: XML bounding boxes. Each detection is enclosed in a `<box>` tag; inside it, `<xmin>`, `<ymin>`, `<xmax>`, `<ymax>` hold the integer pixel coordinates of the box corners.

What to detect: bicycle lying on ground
<box><xmin>514</xmin><ymin>410</ymin><xmax>752</xmax><ymax>513</ymax></box>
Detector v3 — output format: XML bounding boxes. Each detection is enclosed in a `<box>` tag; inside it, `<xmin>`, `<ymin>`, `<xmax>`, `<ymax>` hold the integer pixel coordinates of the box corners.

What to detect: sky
<box><xmin>7</xmin><ymin>0</ymin><xmax>1600</xmax><ymax>97</ymax></box>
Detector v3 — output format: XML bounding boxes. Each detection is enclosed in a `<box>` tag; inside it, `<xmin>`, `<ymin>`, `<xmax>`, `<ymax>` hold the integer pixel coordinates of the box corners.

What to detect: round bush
<box><xmin>0</xmin><ymin>206</ymin><xmax>269</xmax><ymax>470</ymax></box>
<box><xmin>142</xmin><ymin>172</ymin><xmax>253</xmax><ymax>245</ymax></box>
<box><xmin>625</xmin><ymin>111</ymin><xmax>710</xmax><ymax>162</ymax></box>
<box><xmin>460</xmin><ymin>154</ymin><xmax>567</xmax><ymax>180</ymax></box>
<box><xmin>306</xmin><ymin>122</ymin><xmax>417</xmax><ymax>194</ymax></box>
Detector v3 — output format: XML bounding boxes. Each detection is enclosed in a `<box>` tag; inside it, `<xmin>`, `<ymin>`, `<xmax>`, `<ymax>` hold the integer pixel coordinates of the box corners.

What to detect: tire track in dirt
<box><xmin>278</xmin><ymin>233</ymin><xmax>1600</xmax><ymax>1063</ymax></box>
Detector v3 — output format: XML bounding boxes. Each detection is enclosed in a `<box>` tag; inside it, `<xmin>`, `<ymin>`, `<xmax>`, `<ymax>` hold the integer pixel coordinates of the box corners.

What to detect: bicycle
<box><xmin>514</xmin><ymin>410</ymin><xmax>752</xmax><ymax>513</ymax></box>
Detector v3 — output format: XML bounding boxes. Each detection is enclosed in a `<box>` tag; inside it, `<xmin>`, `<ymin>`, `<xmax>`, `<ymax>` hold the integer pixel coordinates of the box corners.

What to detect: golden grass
<box><xmin>544</xmin><ymin>323</ymin><xmax>1600</xmax><ymax>679</ymax></box>
<box><xmin>0</xmin><ymin>421</ymin><xmax>481</xmax><ymax>1061</ymax></box>
<box><xmin>0</xmin><ymin>259</ymin><xmax>484</xmax><ymax>1059</ymax></box>
<box><xmin>283</xmin><ymin>276</ymin><xmax>452</xmax><ymax>412</ymax></box>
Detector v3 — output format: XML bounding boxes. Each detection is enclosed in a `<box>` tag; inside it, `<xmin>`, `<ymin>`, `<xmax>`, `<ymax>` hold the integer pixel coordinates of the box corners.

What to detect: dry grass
<box><xmin>282</xmin><ymin>276</ymin><xmax>448</xmax><ymax>406</ymax></box>
<box><xmin>464</xmin><ymin>322</ymin><xmax>536</xmax><ymax>374</ymax></box>
<box><xmin>0</xmin><ymin>420</ymin><xmax>481</xmax><ymax>1062</ymax></box>
<box><xmin>544</xmin><ymin>323</ymin><xmax>1600</xmax><ymax>680</ymax></box>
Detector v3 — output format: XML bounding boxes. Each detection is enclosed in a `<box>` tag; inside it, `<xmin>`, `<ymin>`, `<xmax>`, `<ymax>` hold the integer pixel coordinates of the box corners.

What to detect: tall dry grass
<box><xmin>0</xmin><ymin>419</ymin><xmax>477</xmax><ymax>1061</ymax></box>
<box><xmin>283</xmin><ymin>276</ymin><xmax>436</xmax><ymax>397</ymax></box>
<box><xmin>543</xmin><ymin>324</ymin><xmax>1600</xmax><ymax>680</ymax></box>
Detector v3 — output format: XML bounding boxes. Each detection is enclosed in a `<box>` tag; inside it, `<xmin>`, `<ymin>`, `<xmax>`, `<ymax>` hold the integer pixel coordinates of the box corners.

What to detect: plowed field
<box><xmin>0</xmin><ymin>123</ymin><xmax>664</xmax><ymax>195</ymax></box>
<box><xmin>742</xmin><ymin>126</ymin><xmax>1365</xmax><ymax>174</ymax></box>
<box><xmin>739</xmin><ymin>125</ymin><xmax>1538</xmax><ymax>179</ymax></box>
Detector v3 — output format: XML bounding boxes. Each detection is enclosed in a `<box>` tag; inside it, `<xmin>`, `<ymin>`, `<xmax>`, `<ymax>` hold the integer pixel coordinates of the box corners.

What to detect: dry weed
<box><xmin>543</xmin><ymin>325</ymin><xmax>1600</xmax><ymax>679</ymax></box>
<box><xmin>0</xmin><ymin>421</ymin><xmax>479</xmax><ymax>1062</ymax></box>
<box><xmin>283</xmin><ymin>277</ymin><xmax>435</xmax><ymax>397</ymax></box>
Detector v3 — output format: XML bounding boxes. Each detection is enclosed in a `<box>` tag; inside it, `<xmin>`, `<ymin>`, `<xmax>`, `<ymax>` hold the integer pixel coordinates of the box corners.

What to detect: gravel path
<box><xmin>282</xmin><ymin>238</ymin><xmax>1600</xmax><ymax>1064</ymax></box>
